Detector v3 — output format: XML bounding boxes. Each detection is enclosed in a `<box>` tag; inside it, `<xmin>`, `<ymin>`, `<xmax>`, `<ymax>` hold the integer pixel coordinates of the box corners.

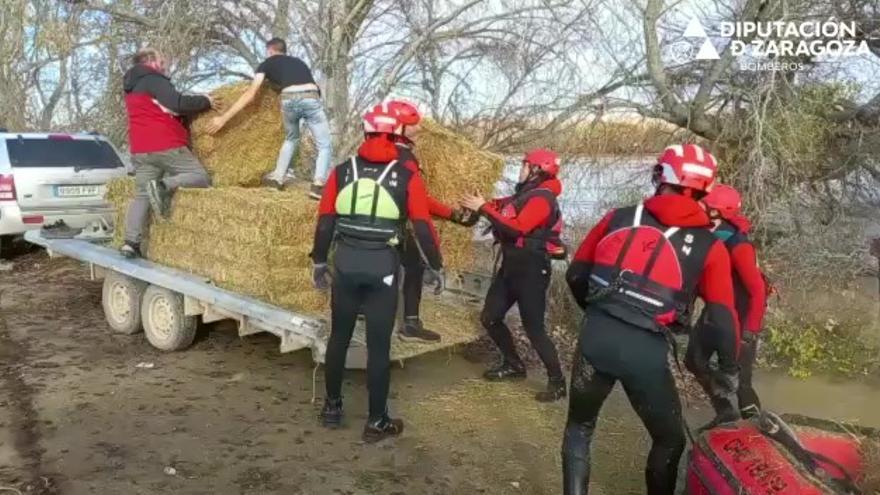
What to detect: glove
<box><xmin>450</xmin><ymin>208</ymin><xmax>480</xmax><ymax>227</ymax></box>
<box><xmin>312</xmin><ymin>263</ymin><xmax>331</xmax><ymax>291</ymax></box>
<box><xmin>423</xmin><ymin>268</ymin><xmax>446</xmax><ymax>295</ymax></box>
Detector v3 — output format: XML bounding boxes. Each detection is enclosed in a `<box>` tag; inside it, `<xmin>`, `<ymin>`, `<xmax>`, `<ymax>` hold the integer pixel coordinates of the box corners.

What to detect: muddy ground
<box><xmin>2</xmin><ymin>250</ymin><xmax>877</xmax><ymax>495</ymax></box>
<box><xmin>0</xmin><ymin>251</ymin><xmax>667</xmax><ymax>494</ymax></box>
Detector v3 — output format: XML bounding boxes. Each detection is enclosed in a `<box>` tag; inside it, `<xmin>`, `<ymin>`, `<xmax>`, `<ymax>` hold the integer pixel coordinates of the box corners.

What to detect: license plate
<box><xmin>55</xmin><ymin>185</ymin><xmax>104</xmax><ymax>197</ymax></box>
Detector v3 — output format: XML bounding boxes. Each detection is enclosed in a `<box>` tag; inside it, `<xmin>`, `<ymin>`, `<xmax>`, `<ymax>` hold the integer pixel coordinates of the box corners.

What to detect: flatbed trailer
<box><xmin>24</xmin><ymin>231</ymin><xmax>490</xmax><ymax>369</ymax></box>
<box><xmin>22</xmin><ymin>231</ymin><xmax>353</xmax><ymax>365</ymax></box>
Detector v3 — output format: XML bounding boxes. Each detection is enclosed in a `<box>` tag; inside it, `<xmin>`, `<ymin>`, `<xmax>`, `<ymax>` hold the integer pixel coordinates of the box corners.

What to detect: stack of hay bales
<box><xmin>106</xmin><ymin>83</ymin><xmax>503</xmax><ymax>322</ymax></box>
<box><xmin>413</xmin><ymin>120</ymin><xmax>504</xmax><ymax>270</ymax></box>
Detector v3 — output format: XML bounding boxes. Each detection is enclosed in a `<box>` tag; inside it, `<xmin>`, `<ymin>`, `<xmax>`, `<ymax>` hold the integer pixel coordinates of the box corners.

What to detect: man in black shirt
<box><xmin>207</xmin><ymin>38</ymin><xmax>333</xmax><ymax>199</ymax></box>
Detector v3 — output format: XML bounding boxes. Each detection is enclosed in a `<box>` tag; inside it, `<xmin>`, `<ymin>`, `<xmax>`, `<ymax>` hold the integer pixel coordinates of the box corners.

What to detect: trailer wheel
<box><xmin>141</xmin><ymin>285</ymin><xmax>197</xmax><ymax>351</ymax></box>
<box><xmin>102</xmin><ymin>271</ymin><xmax>147</xmax><ymax>335</ymax></box>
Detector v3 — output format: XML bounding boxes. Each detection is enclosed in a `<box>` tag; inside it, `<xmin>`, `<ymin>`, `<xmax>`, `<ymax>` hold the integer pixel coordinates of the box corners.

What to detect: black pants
<box><xmin>325</xmin><ymin>241</ymin><xmax>400</xmax><ymax>420</ymax></box>
<box><xmin>684</xmin><ymin>321</ymin><xmax>740</xmax><ymax>417</ymax></box>
<box><xmin>401</xmin><ymin>232</ymin><xmax>424</xmax><ymax>319</ymax></box>
<box><xmin>737</xmin><ymin>336</ymin><xmax>760</xmax><ymax>415</ymax></box>
<box><xmin>480</xmin><ymin>248</ymin><xmax>563</xmax><ymax>380</ymax></box>
<box><xmin>562</xmin><ymin>310</ymin><xmax>684</xmax><ymax>495</ymax></box>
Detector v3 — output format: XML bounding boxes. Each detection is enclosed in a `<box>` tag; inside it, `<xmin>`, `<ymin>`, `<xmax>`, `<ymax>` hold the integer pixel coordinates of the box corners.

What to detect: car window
<box><xmin>7</xmin><ymin>138</ymin><xmax>124</xmax><ymax>169</ymax></box>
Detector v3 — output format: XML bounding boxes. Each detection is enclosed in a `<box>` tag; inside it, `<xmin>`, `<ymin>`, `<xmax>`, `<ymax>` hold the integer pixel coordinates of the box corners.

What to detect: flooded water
<box><xmin>754</xmin><ymin>370</ymin><xmax>880</xmax><ymax>429</ymax></box>
<box><xmin>496</xmin><ymin>156</ymin><xmax>654</xmax><ymax>227</ymax></box>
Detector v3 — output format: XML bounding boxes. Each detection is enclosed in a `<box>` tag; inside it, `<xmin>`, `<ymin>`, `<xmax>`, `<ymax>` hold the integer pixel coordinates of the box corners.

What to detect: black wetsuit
<box><xmin>311</xmin><ymin>139</ymin><xmax>442</xmax><ymax>420</ymax></box>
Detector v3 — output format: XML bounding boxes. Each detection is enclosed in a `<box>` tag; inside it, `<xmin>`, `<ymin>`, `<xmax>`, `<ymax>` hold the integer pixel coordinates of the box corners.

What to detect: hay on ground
<box><xmin>862</xmin><ymin>438</ymin><xmax>880</xmax><ymax>493</ymax></box>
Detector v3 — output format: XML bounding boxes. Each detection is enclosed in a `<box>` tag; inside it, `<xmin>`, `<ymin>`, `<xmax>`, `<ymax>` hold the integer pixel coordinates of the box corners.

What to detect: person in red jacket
<box><xmin>311</xmin><ymin>107</ymin><xmax>444</xmax><ymax>443</ymax></box>
<box><xmin>377</xmin><ymin>99</ymin><xmax>477</xmax><ymax>343</ymax></box>
<box><xmin>460</xmin><ymin>149</ymin><xmax>567</xmax><ymax>403</ymax></box>
<box><xmin>562</xmin><ymin>144</ymin><xmax>739</xmax><ymax>495</ymax></box>
<box><xmin>702</xmin><ymin>184</ymin><xmax>766</xmax><ymax>418</ymax></box>
<box><xmin>120</xmin><ymin>48</ymin><xmax>218</xmax><ymax>258</ymax></box>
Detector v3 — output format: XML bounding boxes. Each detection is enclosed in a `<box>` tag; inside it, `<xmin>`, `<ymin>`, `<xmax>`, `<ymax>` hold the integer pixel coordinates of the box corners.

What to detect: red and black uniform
<box><xmin>311</xmin><ymin>136</ymin><xmax>442</xmax><ymax>421</ymax></box>
<box><xmin>395</xmin><ymin>144</ymin><xmax>453</xmax><ymax>320</ymax></box>
<box><xmin>123</xmin><ymin>64</ymin><xmax>211</xmax><ymax>154</ymax></box>
<box><xmin>563</xmin><ymin>195</ymin><xmax>739</xmax><ymax>495</ymax></box>
<box><xmin>712</xmin><ymin>215</ymin><xmax>766</xmax><ymax>415</ymax></box>
<box><xmin>479</xmin><ymin>177</ymin><xmax>564</xmax><ymax>382</ymax></box>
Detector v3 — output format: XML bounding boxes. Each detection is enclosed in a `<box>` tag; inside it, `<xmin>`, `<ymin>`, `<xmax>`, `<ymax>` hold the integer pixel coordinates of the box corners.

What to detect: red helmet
<box><xmin>703</xmin><ymin>184</ymin><xmax>742</xmax><ymax>219</ymax></box>
<box><xmin>362</xmin><ymin>108</ymin><xmax>402</xmax><ymax>135</ymax></box>
<box><xmin>378</xmin><ymin>99</ymin><xmax>422</xmax><ymax>127</ymax></box>
<box><xmin>654</xmin><ymin>144</ymin><xmax>718</xmax><ymax>193</ymax></box>
<box><xmin>524</xmin><ymin>148</ymin><xmax>560</xmax><ymax>177</ymax></box>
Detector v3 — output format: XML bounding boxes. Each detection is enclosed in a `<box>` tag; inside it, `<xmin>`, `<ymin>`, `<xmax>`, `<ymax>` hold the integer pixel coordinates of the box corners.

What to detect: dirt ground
<box><xmin>5</xmin><ymin>249</ymin><xmax>880</xmax><ymax>495</ymax></box>
<box><xmin>1</xmin><ymin>251</ymin><xmax>675</xmax><ymax>495</ymax></box>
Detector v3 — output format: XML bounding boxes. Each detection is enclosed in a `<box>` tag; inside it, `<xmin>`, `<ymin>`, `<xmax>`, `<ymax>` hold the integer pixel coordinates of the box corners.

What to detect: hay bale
<box><xmin>189</xmin><ymin>83</ymin><xmax>316</xmax><ymax>187</ymax></box>
<box><xmin>105</xmin><ymin>178</ymin><xmax>326</xmax><ymax>314</ymax></box>
<box><xmin>413</xmin><ymin>120</ymin><xmax>504</xmax><ymax>270</ymax></box>
<box><xmin>192</xmin><ymin>89</ymin><xmax>504</xmax><ymax>271</ymax></box>
<box><xmin>104</xmin><ymin>179</ymin><xmax>484</xmax><ymax>356</ymax></box>
<box><xmin>105</xmin><ymin>115</ymin><xmax>502</xmax><ymax>313</ymax></box>
<box><xmin>106</xmin><ymin>176</ymin><xmax>136</xmax><ymax>248</ymax></box>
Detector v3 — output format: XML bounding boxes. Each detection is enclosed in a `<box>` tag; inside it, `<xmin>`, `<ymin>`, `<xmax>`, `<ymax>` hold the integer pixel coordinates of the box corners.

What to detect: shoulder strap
<box><xmin>613</xmin><ymin>203</ymin><xmax>643</xmax><ymax>268</ymax></box>
<box><xmin>369</xmin><ymin>160</ymin><xmax>398</xmax><ymax>223</ymax></box>
<box><xmin>638</xmin><ymin>226</ymin><xmax>680</xmax><ymax>288</ymax></box>
<box><xmin>348</xmin><ymin>157</ymin><xmax>359</xmax><ymax>216</ymax></box>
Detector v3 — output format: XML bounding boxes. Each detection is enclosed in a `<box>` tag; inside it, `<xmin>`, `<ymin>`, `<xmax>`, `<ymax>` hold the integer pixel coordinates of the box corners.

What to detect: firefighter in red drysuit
<box><xmin>376</xmin><ymin>100</ymin><xmax>478</xmax><ymax>343</ymax></box>
<box><xmin>311</xmin><ymin>108</ymin><xmax>444</xmax><ymax>443</ymax></box>
<box><xmin>562</xmin><ymin>144</ymin><xmax>740</xmax><ymax>495</ymax></box>
<box><xmin>460</xmin><ymin>149</ymin><xmax>567</xmax><ymax>403</ymax></box>
<box><xmin>702</xmin><ymin>184</ymin><xmax>766</xmax><ymax>419</ymax></box>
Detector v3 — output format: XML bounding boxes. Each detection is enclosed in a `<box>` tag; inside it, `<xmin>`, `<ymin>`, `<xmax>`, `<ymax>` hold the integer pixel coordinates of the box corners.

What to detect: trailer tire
<box><xmin>102</xmin><ymin>271</ymin><xmax>147</xmax><ymax>335</ymax></box>
<box><xmin>141</xmin><ymin>285</ymin><xmax>197</xmax><ymax>351</ymax></box>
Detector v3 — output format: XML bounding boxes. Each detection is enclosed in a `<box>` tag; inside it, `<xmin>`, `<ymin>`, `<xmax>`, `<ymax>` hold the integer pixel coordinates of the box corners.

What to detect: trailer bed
<box><xmin>24</xmin><ymin>231</ymin><xmax>484</xmax><ymax>368</ymax></box>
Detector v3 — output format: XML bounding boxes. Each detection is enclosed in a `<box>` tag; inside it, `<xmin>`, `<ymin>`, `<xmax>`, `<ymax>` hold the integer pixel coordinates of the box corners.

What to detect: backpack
<box><xmin>588</xmin><ymin>203</ymin><xmax>713</xmax><ymax>331</ymax></box>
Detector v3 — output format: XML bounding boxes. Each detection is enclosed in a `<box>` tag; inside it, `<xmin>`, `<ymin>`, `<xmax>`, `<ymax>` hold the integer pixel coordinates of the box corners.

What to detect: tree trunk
<box><xmin>272</xmin><ymin>0</ymin><xmax>290</xmax><ymax>39</ymax></box>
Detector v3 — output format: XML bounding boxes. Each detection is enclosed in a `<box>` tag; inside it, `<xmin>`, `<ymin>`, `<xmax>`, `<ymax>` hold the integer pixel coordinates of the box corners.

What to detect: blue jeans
<box><xmin>270</xmin><ymin>97</ymin><xmax>333</xmax><ymax>184</ymax></box>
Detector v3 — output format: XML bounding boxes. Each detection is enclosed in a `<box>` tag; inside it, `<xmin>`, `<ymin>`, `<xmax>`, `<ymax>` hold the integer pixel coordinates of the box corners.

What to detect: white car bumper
<box><xmin>0</xmin><ymin>202</ymin><xmax>115</xmax><ymax>236</ymax></box>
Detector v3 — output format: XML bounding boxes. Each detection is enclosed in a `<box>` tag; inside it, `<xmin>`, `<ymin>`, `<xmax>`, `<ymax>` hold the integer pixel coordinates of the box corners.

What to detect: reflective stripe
<box><xmin>666</xmin><ymin>144</ymin><xmax>684</xmax><ymax>157</ymax></box>
<box><xmin>349</xmin><ymin>157</ymin><xmax>358</xmax><ymax>181</ymax></box>
<box><xmin>682</xmin><ymin>163</ymin><xmax>714</xmax><ymax>177</ymax></box>
<box><xmin>664</xmin><ymin>227</ymin><xmax>680</xmax><ymax>238</ymax></box>
<box><xmin>374</xmin><ymin>115</ymin><xmax>398</xmax><ymax>126</ymax></box>
<box><xmin>692</xmin><ymin>144</ymin><xmax>704</xmax><ymax>162</ymax></box>
<box><xmin>622</xmin><ymin>289</ymin><xmax>664</xmax><ymax>307</ymax></box>
<box><xmin>633</xmin><ymin>203</ymin><xmax>644</xmax><ymax>227</ymax></box>
<box><xmin>339</xmin><ymin>224</ymin><xmax>396</xmax><ymax>234</ymax></box>
<box><xmin>376</xmin><ymin>160</ymin><xmax>397</xmax><ymax>185</ymax></box>
<box><xmin>590</xmin><ymin>274</ymin><xmax>610</xmax><ymax>286</ymax></box>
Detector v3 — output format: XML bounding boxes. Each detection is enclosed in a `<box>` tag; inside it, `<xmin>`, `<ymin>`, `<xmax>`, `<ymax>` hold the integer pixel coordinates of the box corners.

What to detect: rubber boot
<box><xmin>536</xmin><ymin>376</ymin><xmax>567</xmax><ymax>402</ymax></box>
<box><xmin>320</xmin><ymin>398</ymin><xmax>343</xmax><ymax>429</ymax></box>
<box><xmin>362</xmin><ymin>415</ymin><xmax>404</xmax><ymax>443</ymax></box>
<box><xmin>562</xmin><ymin>421</ymin><xmax>592</xmax><ymax>495</ymax></box>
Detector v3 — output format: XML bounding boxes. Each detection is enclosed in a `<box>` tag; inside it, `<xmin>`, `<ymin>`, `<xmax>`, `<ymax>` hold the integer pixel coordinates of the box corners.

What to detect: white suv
<box><xmin>0</xmin><ymin>132</ymin><xmax>128</xmax><ymax>251</ymax></box>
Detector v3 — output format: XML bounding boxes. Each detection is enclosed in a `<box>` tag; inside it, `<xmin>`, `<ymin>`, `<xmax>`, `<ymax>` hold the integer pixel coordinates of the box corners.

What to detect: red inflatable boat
<box><xmin>687</xmin><ymin>412</ymin><xmax>867</xmax><ymax>494</ymax></box>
